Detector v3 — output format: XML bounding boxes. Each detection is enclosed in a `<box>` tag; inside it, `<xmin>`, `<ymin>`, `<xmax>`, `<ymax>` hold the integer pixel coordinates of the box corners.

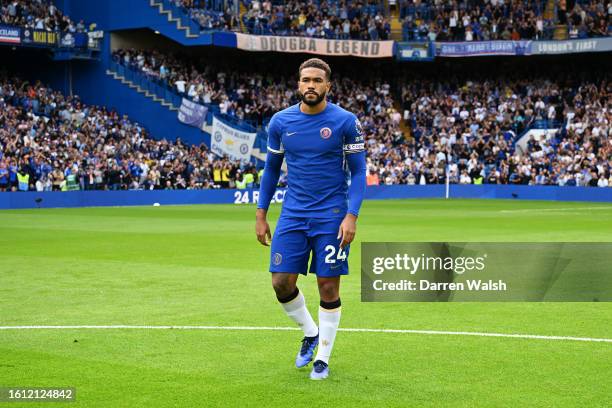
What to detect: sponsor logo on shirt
<box><xmin>344</xmin><ymin>143</ymin><xmax>365</xmax><ymax>151</ymax></box>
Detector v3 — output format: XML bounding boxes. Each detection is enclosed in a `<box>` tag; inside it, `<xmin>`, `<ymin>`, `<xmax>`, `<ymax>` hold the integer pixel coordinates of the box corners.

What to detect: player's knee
<box><xmin>318</xmin><ymin>280</ymin><xmax>339</xmax><ymax>302</ymax></box>
<box><xmin>271</xmin><ymin>276</ymin><xmax>296</xmax><ymax>299</ymax></box>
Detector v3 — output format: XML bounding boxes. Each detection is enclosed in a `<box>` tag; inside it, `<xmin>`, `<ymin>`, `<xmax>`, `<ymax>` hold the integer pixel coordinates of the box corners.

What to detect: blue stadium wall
<box><xmin>54</xmin><ymin>0</ymin><xmax>213</xmax><ymax>44</ymax></box>
<box><xmin>2</xmin><ymin>186</ymin><xmax>612</xmax><ymax>210</ymax></box>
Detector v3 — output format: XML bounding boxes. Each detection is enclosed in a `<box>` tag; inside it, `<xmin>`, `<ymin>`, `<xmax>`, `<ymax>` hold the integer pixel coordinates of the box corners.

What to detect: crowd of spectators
<box><xmin>112</xmin><ymin>48</ymin><xmax>403</xmax><ymax>141</ymax></box>
<box><xmin>172</xmin><ymin>0</ymin><xmax>392</xmax><ymax>39</ymax></box>
<box><xmin>170</xmin><ymin>0</ymin><xmax>612</xmax><ymax>41</ymax></box>
<box><xmin>0</xmin><ymin>76</ymin><xmax>262</xmax><ymax>192</ymax></box>
<box><xmin>171</xmin><ymin>0</ymin><xmax>239</xmax><ymax>31</ymax></box>
<box><xmin>565</xmin><ymin>0</ymin><xmax>611</xmax><ymax>39</ymax></box>
<box><xmin>381</xmin><ymin>74</ymin><xmax>611</xmax><ymax>187</ymax></box>
<box><xmin>400</xmin><ymin>0</ymin><xmax>556</xmax><ymax>41</ymax></box>
<box><xmin>240</xmin><ymin>0</ymin><xmax>391</xmax><ymax>40</ymax></box>
<box><xmin>0</xmin><ymin>0</ymin><xmax>87</xmax><ymax>32</ymax></box>
<box><xmin>1</xmin><ymin>60</ymin><xmax>609</xmax><ymax>192</ymax></box>
<box><xmin>400</xmin><ymin>0</ymin><xmax>611</xmax><ymax>41</ymax></box>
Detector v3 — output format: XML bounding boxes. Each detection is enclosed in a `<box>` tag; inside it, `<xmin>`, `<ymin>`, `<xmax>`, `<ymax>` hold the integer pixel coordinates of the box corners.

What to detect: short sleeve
<box><xmin>343</xmin><ymin>114</ymin><xmax>365</xmax><ymax>154</ymax></box>
<box><xmin>266</xmin><ymin>115</ymin><xmax>284</xmax><ymax>155</ymax></box>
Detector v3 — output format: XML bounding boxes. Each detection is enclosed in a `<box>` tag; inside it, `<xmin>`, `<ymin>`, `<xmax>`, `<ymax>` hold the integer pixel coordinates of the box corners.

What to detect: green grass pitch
<box><xmin>1</xmin><ymin>199</ymin><xmax>612</xmax><ymax>407</ymax></box>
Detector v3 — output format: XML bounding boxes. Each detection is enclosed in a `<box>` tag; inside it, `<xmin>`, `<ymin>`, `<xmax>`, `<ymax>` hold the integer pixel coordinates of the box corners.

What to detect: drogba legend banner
<box><xmin>235</xmin><ymin>33</ymin><xmax>394</xmax><ymax>58</ymax></box>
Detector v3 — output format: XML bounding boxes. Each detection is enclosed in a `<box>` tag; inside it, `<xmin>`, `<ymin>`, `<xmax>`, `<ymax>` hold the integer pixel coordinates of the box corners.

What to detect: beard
<box><xmin>299</xmin><ymin>90</ymin><xmax>326</xmax><ymax>106</ymax></box>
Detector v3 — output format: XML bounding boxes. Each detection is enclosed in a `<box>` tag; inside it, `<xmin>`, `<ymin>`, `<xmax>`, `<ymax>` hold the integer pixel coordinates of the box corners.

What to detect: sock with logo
<box><xmin>278</xmin><ymin>288</ymin><xmax>318</xmax><ymax>337</ymax></box>
<box><xmin>314</xmin><ymin>298</ymin><xmax>341</xmax><ymax>364</ymax></box>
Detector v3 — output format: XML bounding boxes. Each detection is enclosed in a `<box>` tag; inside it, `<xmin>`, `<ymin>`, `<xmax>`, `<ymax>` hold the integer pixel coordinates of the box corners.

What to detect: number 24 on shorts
<box><xmin>324</xmin><ymin>245</ymin><xmax>347</xmax><ymax>264</ymax></box>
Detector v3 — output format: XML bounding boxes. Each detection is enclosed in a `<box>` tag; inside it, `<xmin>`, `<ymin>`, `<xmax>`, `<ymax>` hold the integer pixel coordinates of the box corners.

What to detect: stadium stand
<box><xmin>2</xmin><ymin>58</ymin><xmax>609</xmax><ymax>191</ymax></box>
<box><xmin>0</xmin><ymin>0</ymin><xmax>609</xmax><ymax>193</ymax></box>
<box><xmin>0</xmin><ymin>76</ymin><xmax>261</xmax><ymax>192</ymax></box>
<box><xmin>0</xmin><ymin>0</ymin><xmax>88</xmax><ymax>32</ymax></box>
<box><xmin>171</xmin><ymin>0</ymin><xmax>392</xmax><ymax>39</ymax></box>
<box><xmin>398</xmin><ymin>0</ymin><xmax>609</xmax><ymax>42</ymax></box>
<box><xmin>164</xmin><ymin>0</ymin><xmax>611</xmax><ymax>41</ymax></box>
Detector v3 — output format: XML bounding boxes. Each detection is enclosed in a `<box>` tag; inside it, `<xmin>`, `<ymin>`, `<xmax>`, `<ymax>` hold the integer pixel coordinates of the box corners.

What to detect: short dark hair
<box><xmin>298</xmin><ymin>58</ymin><xmax>331</xmax><ymax>81</ymax></box>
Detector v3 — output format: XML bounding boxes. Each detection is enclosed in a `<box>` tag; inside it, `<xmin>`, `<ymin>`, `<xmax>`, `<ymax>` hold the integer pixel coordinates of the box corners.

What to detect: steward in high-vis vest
<box><xmin>17</xmin><ymin>170</ymin><xmax>30</xmax><ymax>192</ymax></box>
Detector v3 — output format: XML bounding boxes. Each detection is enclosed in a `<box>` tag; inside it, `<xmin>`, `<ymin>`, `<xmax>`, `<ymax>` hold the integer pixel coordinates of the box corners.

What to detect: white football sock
<box><xmin>314</xmin><ymin>305</ymin><xmax>341</xmax><ymax>364</ymax></box>
<box><xmin>280</xmin><ymin>290</ymin><xmax>318</xmax><ymax>337</ymax></box>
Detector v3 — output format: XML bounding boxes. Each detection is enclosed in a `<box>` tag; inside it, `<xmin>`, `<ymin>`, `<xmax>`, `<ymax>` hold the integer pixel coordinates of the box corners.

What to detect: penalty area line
<box><xmin>0</xmin><ymin>325</ymin><xmax>611</xmax><ymax>343</ymax></box>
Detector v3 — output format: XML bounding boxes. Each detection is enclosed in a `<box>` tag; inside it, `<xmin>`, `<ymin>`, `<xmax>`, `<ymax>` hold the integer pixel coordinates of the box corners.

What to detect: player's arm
<box><xmin>338</xmin><ymin>117</ymin><xmax>367</xmax><ymax>249</ymax></box>
<box><xmin>256</xmin><ymin>116</ymin><xmax>284</xmax><ymax>246</ymax></box>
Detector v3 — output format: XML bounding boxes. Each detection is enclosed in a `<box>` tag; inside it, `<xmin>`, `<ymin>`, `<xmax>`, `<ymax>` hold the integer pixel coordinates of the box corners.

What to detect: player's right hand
<box><xmin>256</xmin><ymin>218</ymin><xmax>271</xmax><ymax>246</ymax></box>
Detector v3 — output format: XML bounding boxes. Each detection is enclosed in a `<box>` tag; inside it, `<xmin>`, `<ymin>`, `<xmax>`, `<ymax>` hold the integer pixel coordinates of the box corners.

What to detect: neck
<box><xmin>300</xmin><ymin>99</ymin><xmax>327</xmax><ymax>115</ymax></box>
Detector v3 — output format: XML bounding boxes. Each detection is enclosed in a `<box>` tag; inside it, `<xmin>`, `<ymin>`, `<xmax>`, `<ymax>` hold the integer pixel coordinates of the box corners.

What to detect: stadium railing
<box><xmin>158</xmin><ymin>0</ymin><xmax>203</xmax><ymax>34</ymax></box>
<box><xmin>110</xmin><ymin>60</ymin><xmax>182</xmax><ymax>109</ymax></box>
<box><xmin>109</xmin><ymin>60</ymin><xmax>261</xmax><ymax>132</ymax></box>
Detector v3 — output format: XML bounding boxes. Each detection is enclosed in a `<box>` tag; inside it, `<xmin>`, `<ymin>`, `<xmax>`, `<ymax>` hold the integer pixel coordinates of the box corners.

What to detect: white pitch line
<box><xmin>0</xmin><ymin>325</ymin><xmax>611</xmax><ymax>343</ymax></box>
<box><xmin>500</xmin><ymin>206</ymin><xmax>612</xmax><ymax>214</ymax></box>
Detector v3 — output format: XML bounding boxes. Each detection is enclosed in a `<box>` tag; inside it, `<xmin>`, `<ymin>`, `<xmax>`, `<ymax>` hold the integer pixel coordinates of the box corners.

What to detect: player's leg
<box><xmin>307</xmin><ymin>218</ymin><xmax>348</xmax><ymax>379</ymax></box>
<box><xmin>271</xmin><ymin>272</ymin><xmax>318</xmax><ymax>340</ymax></box>
<box><xmin>315</xmin><ymin>275</ymin><xmax>341</xmax><ymax>367</ymax></box>
<box><xmin>269</xmin><ymin>217</ymin><xmax>318</xmax><ymax>367</ymax></box>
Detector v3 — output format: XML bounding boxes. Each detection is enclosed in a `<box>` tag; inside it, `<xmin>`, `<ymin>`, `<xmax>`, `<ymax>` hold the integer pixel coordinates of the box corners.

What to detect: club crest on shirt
<box><xmin>320</xmin><ymin>127</ymin><xmax>332</xmax><ymax>139</ymax></box>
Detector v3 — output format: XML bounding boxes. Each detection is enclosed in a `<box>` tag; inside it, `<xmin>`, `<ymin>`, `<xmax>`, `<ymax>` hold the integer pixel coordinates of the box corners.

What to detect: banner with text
<box><xmin>211</xmin><ymin>116</ymin><xmax>257</xmax><ymax>161</ymax></box>
<box><xmin>21</xmin><ymin>29</ymin><xmax>59</xmax><ymax>46</ymax></box>
<box><xmin>178</xmin><ymin>98</ymin><xmax>208</xmax><ymax>129</ymax></box>
<box><xmin>0</xmin><ymin>25</ymin><xmax>21</xmax><ymax>44</ymax></box>
<box><xmin>436</xmin><ymin>38</ymin><xmax>612</xmax><ymax>57</ymax></box>
<box><xmin>362</xmin><ymin>242</ymin><xmax>612</xmax><ymax>302</ymax></box>
<box><xmin>436</xmin><ymin>40</ymin><xmax>531</xmax><ymax>57</ymax></box>
<box><xmin>529</xmin><ymin>37</ymin><xmax>612</xmax><ymax>55</ymax></box>
<box><xmin>235</xmin><ymin>33</ymin><xmax>394</xmax><ymax>58</ymax></box>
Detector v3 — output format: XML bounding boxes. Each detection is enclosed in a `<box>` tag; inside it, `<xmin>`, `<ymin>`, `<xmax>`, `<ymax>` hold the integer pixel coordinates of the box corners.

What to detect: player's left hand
<box><xmin>338</xmin><ymin>213</ymin><xmax>357</xmax><ymax>249</ymax></box>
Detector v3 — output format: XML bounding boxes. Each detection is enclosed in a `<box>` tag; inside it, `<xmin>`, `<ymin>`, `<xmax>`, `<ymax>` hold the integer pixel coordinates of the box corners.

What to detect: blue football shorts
<box><xmin>269</xmin><ymin>216</ymin><xmax>349</xmax><ymax>277</ymax></box>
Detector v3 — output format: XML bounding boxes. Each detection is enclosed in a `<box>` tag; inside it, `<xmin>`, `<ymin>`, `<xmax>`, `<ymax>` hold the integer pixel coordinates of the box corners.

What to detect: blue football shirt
<box><xmin>264</xmin><ymin>102</ymin><xmax>365</xmax><ymax>218</ymax></box>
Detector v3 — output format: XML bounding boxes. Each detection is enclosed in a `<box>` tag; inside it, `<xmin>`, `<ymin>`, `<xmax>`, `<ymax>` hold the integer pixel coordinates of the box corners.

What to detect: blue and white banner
<box><xmin>529</xmin><ymin>37</ymin><xmax>612</xmax><ymax>55</ymax></box>
<box><xmin>436</xmin><ymin>37</ymin><xmax>612</xmax><ymax>57</ymax></box>
<box><xmin>0</xmin><ymin>25</ymin><xmax>21</xmax><ymax>44</ymax></box>
<box><xmin>436</xmin><ymin>40</ymin><xmax>531</xmax><ymax>57</ymax></box>
<box><xmin>177</xmin><ymin>98</ymin><xmax>208</xmax><ymax>129</ymax></box>
<box><xmin>211</xmin><ymin>116</ymin><xmax>257</xmax><ymax>161</ymax></box>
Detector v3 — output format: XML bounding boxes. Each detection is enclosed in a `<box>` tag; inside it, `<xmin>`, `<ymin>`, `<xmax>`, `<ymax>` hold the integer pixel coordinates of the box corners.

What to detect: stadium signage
<box><xmin>435</xmin><ymin>38</ymin><xmax>612</xmax><ymax>57</ymax></box>
<box><xmin>396</xmin><ymin>41</ymin><xmax>434</xmax><ymax>61</ymax></box>
<box><xmin>22</xmin><ymin>29</ymin><xmax>58</xmax><ymax>46</ymax></box>
<box><xmin>436</xmin><ymin>40</ymin><xmax>530</xmax><ymax>57</ymax></box>
<box><xmin>234</xmin><ymin>189</ymin><xmax>286</xmax><ymax>205</ymax></box>
<box><xmin>211</xmin><ymin>116</ymin><xmax>257</xmax><ymax>161</ymax></box>
<box><xmin>530</xmin><ymin>38</ymin><xmax>612</xmax><ymax>55</ymax></box>
<box><xmin>0</xmin><ymin>25</ymin><xmax>21</xmax><ymax>44</ymax></box>
<box><xmin>235</xmin><ymin>33</ymin><xmax>394</xmax><ymax>58</ymax></box>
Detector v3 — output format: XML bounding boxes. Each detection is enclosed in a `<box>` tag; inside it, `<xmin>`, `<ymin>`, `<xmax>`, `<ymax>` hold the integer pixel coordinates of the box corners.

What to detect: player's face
<box><xmin>298</xmin><ymin>67</ymin><xmax>330</xmax><ymax>107</ymax></box>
